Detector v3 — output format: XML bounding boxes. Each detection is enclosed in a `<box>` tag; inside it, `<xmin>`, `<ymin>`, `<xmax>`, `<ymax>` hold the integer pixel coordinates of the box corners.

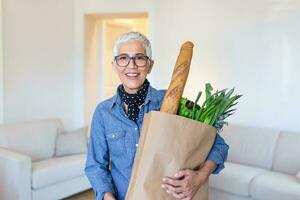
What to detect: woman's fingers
<box><xmin>174</xmin><ymin>169</ymin><xmax>191</xmax><ymax>179</ymax></box>
<box><xmin>162</xmin><ymin>177</ymin><xmax>185</xmax><ymax>187</ymax></box>
<box><xmin>162</xmin><ymin>182</ymin><xmax>185</xmax><ymax>193</ymax></box>
<box><xmin>162</xmin><ymin>185</ymin><xmax>191</xmax><ymax>200</ymax></box>
<box><xmin>162</xmin><ymin>169</ymin><xmax>205</xmax><ymax>199</ymax></box>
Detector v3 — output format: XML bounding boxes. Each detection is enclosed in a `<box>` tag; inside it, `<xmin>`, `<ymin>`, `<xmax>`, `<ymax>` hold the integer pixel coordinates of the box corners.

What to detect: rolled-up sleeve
<box><xmin>207</xmin><ymin>133</ymin><xmax>229</xmax><ymax>174</ymax></box>
<box><xmin>85</xmin><ymin>106</ymin><xmax>116</xmax><ymax>200</ymax></box>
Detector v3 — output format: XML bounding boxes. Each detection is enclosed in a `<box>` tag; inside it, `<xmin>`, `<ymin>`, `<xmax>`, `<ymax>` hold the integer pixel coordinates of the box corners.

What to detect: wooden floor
<box><xmin>63</xmin><ymin>189</ymin><xmax>94</xmax><ymax>200</ymax></box>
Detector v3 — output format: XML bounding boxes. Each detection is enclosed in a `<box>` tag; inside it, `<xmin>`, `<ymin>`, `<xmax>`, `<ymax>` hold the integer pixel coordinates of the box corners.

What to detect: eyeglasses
<box><xmin>114</xmin><ymin>54</ymin><xmax>149</xmax><ymax>67</ymax></box>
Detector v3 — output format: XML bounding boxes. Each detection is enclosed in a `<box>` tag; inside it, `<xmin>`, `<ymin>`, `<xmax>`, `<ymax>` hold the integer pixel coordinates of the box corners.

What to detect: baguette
<box><xmin>160</xmin><ymin>41</ymin><xmax>194</xmax><ymax>114</ymax></box>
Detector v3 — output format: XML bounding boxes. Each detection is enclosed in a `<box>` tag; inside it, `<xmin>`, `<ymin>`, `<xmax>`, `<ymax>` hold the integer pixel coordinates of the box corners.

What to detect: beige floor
<box><xmin>63</xmin><ymin>189</ymin><xmax>94</xmax><ymax>200</ymax></box>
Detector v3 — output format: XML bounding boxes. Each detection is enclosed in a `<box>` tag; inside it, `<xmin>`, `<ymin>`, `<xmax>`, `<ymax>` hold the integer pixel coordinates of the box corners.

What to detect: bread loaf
<box><xmin>160</xmin><ymin>41</ymin><xmax>194</xmax><ymax>114</ymax></box>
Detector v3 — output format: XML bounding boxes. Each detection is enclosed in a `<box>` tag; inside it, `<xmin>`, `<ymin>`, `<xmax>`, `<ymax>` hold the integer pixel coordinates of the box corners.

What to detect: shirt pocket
<box><xmin>106</xmin><ymin>130</ymin><xmax>127</xmax><ymax>156</ymax></box>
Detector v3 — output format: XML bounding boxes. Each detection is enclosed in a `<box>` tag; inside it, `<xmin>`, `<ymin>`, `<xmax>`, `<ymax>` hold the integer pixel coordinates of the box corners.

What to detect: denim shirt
<box><xmin>85</xmin><ymin>85</ymin><xmax>229</xmax><ymax>200</ymax></box>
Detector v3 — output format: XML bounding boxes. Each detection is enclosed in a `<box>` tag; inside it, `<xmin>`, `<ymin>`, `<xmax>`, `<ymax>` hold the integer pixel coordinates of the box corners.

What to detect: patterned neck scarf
<box><xmin>118</xmin><ymin>79</ymin><xmax>150</xmax><ymax>122</ymax></box>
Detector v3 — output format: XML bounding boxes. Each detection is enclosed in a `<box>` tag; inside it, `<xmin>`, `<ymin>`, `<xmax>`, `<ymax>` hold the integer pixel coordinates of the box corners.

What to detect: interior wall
<box><xmin>84</xmin><ymin>15</ymin><xmax>101</xmax><ymax>128</ymax></box>
<box><xmin>0</xmin><ymin>0</ymin><xmax>3</xmax><ymax>123</ymax></box>
<box><xmin>3</xmin><ymin>0</ymin><xmax>296</xmax><ymax>131</ymax></box>
<box><xmin>3</xmin><ymin>0</ymin><xmax>75</xmax><ymax>128</ymax></box>
<box><xmin>150</xmin><ymin>0</ymin><xmax>300</xmax><ymax>132</ymax></box>
<box><xmin>76</xmin><ymin>0</ymin><xmax>300</xmax><ymax>132</ymax></box>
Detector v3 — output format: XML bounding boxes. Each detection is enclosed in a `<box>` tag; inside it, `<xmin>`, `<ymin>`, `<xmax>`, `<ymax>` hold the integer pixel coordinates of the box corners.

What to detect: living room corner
<box><xmin>1</xmin><ymin>0</ymin><xmax>300</xmax><ymax>200</ymax></box>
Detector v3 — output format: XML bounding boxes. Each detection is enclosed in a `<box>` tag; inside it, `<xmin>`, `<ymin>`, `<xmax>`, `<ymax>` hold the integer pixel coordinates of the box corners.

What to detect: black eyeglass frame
<box><xmin>114</xmin><ymin>54</ymin><xmax>150</xmax><ymax>68</ymax></box>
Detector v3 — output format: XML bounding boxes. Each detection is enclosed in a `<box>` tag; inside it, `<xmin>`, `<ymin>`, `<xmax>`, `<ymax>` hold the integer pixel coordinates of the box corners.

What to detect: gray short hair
<box><xmin>112</xmin><ymin>31</ymin><xmax>152</xmax><ymax>59</ymax></box>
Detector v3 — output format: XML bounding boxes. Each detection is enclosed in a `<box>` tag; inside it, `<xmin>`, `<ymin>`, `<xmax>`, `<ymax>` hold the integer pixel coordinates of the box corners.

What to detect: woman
<box><xmin>85</xmin><ymin>32</ymin><xmax>229</xmax><ymax>200</ymax></box>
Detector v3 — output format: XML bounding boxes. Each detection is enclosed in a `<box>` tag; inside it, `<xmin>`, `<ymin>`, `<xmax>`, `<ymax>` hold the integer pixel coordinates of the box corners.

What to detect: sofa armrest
<box><xmin>0</xmin><ymin>147</ymin><xmax>32</xmax><ymax>200</ymax></box>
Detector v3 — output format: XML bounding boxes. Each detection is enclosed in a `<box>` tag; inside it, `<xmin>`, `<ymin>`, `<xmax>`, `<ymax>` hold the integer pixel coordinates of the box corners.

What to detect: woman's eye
<box><xmin>136</xmin><ymin>56</ymin><xmax>146</xmax><ymax>60</ymax></box>
<box><xmin>118</xmin><ymin>56</ymin><xmax>128</xmax><ymax>60</ymax></box>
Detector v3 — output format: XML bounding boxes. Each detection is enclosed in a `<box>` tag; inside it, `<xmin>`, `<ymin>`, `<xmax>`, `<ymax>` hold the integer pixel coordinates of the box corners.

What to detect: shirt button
<box><xmin>134</xmin><ymin>127</ymin><xmax>138</xmax><ymax>131</ymax></box>
<box><xmin>112</xmin><ymin>134</ymin><xmax>115</xmax><ymax>138</ymax></box>
<box><xmin>135</xmin><ymin>143</ymin><xmax>138</xmax><ymax>147</ymax></box>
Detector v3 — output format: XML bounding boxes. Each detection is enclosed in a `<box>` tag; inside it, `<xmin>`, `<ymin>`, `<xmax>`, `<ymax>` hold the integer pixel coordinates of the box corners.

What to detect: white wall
<box><xmin>75</xmin><ymin>0</ymin><xmax>300</xmax><ymax>132</ymax></box>
<box><xmin>2</xmin><ymin>0</ymin><xmax>299</xmax><ymax>131</ymax></box>
<box><xmin>150</xmin><ymin>0</ymin><xmax>300</xmax><ymax>132</ymax></box>
<box><xmin>3</xmin><ymin>0</ymin><xmax>75</xmax><ymax>128</ymax></box>
<box><xmin>0</xmin><ymin>0</ymin><xmax>3</xmax><ymax>123</ymax></box>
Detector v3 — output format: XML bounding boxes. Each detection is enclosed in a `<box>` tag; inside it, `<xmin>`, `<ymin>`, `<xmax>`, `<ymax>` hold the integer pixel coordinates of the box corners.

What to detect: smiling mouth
<box><xmin>125</xmin><ymin>73</ymin><xmax>139</xmax><ymax>77</ymax></box>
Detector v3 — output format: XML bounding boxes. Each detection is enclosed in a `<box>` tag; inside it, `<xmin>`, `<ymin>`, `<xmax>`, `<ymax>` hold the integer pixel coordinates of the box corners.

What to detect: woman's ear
<box><xmin>148</xmin><ymin>60</ymin><xmax>154</xmax><ymax>74</ymax></box>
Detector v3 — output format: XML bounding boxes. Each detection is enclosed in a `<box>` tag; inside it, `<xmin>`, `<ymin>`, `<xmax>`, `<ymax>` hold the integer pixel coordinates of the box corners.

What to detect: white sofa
<box><xmin>209</xmin><ymin>124</ymin><xmax>300</xmax><ymax>200</ymax></box>
<box><xmin>0</xmin><ymin>118</ymin><xmax>91</xmax><ymax>200</ymax></box>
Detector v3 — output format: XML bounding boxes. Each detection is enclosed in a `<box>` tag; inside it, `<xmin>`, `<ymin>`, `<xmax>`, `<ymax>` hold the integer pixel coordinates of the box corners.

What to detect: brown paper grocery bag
<box><xmin>126</xmin><ymin>111</ymin><xmax>216</xmax><ymax>200</ymax></box>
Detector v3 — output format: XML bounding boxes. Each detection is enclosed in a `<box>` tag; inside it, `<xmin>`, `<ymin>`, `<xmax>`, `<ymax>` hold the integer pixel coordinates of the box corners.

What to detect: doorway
<box><xmin>84</xmin><ymin>13</ymin><xmax>148</xmax><ymax>125</ymax></box>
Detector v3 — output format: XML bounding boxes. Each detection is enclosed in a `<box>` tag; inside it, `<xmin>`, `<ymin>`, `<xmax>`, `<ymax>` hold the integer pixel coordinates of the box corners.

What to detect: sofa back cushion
<box><xmin>221</xmin><ymin>124</ymin><xmax>280</xmax><ymax>169</ymax></box>
<box><xmin>55</xmin><ymin>126</ymin><xmax>88</xmax><ymax>157</ymax></box>
<box><xmin>272</xmin><ymin>131</ymin><xmax>300</xmax><ymax>175</ymax></box>
<box><xmin>0</xmin><ymin>118</ymin><xmax>63</xmax><ymax>161</ymax></box>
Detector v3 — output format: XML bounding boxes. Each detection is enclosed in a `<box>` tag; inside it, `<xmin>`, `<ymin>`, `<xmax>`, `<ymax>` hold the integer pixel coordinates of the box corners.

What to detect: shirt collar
<box><xmin>109</xmin><ymin>84</ymin><xmax>153</xmax><ymax>110</ymax></box>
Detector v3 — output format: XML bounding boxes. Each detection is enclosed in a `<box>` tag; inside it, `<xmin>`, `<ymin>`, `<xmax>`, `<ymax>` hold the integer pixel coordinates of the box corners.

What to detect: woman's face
<box><xmin>113</xmin><ymin>40</ymin><xmax>153</xmax><ymax>94</ymax></box>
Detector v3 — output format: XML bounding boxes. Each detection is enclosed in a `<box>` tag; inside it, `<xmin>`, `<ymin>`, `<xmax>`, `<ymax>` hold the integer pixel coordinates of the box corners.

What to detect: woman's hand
<box><xmin>161</xmin><ymin>160</ymin><xmax>217</xmax><ymax>200</ymax></box>
<box><xmin>161</xmin><ymin>169</ymin><xmax>207</xmax><ymax>200</ymax></box>
<box><xmin>103</xmin><ymin>192</ymin><xmax>116</xmax><ymax>200</ymax></box>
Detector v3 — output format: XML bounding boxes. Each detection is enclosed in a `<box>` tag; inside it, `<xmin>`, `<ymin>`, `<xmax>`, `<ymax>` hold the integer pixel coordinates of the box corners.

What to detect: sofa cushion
<box><xmin>0</xmin><ymin>118</ymin><xmax>63</xmax><ymax>161</ymax></box>
<box><xmin>55</xmin><ymin>126</ymin><xmax>88</xmax><ymax>157</ymax></box>
<box><xmin>221</xmin><ymin>124</ymin><xmax>279</xmax><ymax>169</ymax></box>
<box><xmin>32</xmin><ymin>154</ymin><xmax>86</xmax><ymax>189</ymax></box>
<box><xmin>209</xmin><ymin>162</ymin><xmax>267</xmax><ymax>196</ymax></box>
<box><xmin>272</xmin><ymin>131</ymin><xmax>300</xmax><ymax>175</ymax></box>
<box><xmin>209</xmin><ymin>188</ymin><xmax>254</xmax><ymax>200</ymax></box>
<box><xmin>250</xmin><ymin>171</ymin><xmax>300</xmax><ymax>200</ymax></box>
